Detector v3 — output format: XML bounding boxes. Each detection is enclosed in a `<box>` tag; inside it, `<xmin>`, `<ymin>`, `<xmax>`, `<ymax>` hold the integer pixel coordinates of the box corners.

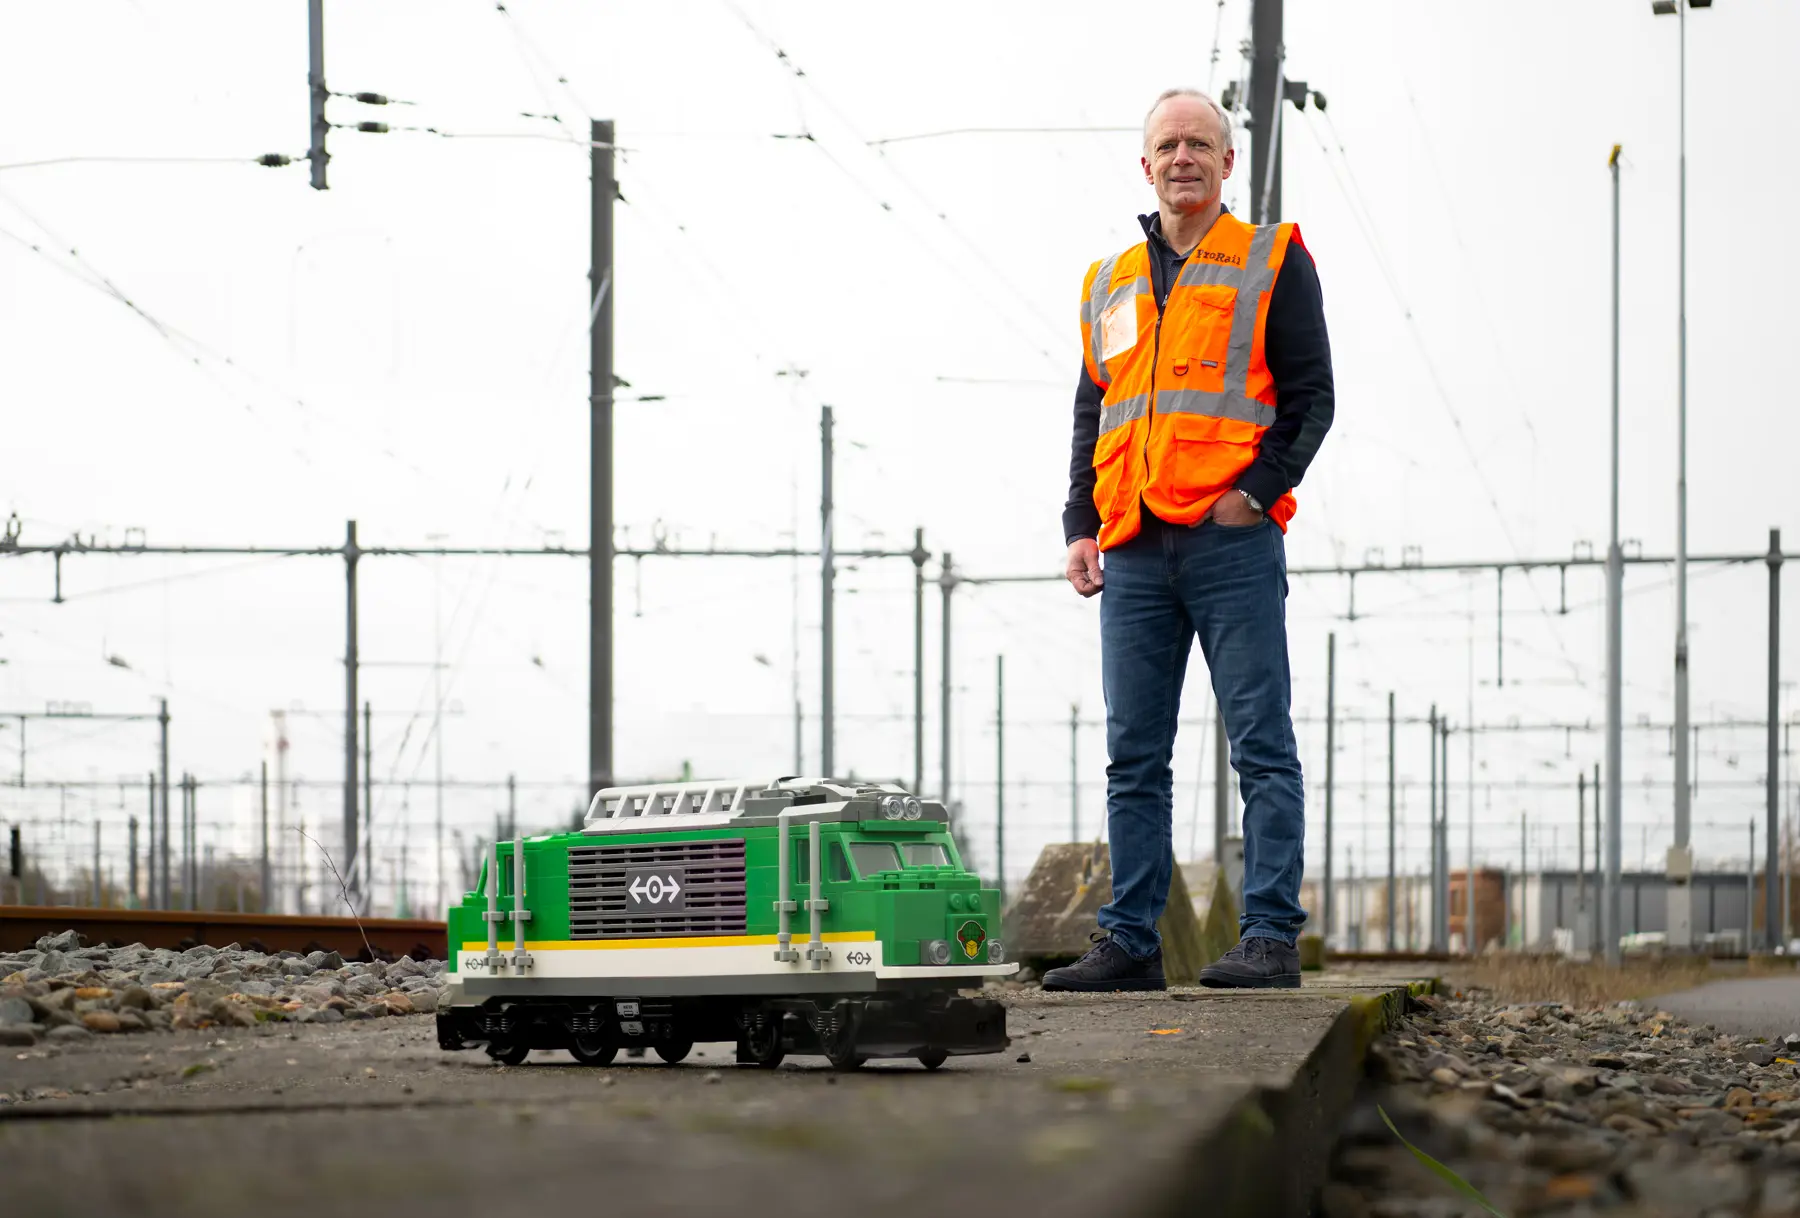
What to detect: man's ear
<box><xmin>1221</xmin><ymin>146</ymin><xmax>1235</xmax><ymax>181</ymax></box>
<box><xmin>1141</xmin><ymin>154</ymin><xmax>1153</xmax><ymax>186</ymax></box>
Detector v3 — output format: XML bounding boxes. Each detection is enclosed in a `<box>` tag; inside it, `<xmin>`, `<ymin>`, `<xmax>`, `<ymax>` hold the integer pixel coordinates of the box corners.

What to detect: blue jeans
<box><xmin>1095</xmin><ymin>515</ymin><xmax>1307</xmax><ymax>956</ymax></box>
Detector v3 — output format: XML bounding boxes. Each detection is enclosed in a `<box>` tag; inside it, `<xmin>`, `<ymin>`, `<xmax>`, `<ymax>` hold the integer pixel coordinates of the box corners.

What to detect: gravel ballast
<box><xmin>0</xmin><ymin>929</ymin><xmax>448</xmax><ymax>1048</ymax></box>
<box><xmin>1327</xmin><ymin>986</ymin><xmax>1800</xmax><ymax>1217</ymax></box>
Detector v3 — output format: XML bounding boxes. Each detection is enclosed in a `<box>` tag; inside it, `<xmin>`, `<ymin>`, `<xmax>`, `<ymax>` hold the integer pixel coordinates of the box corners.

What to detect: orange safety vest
<box><xmin>1079</xmin><ymin>211</ymin><xmax>1301</xmax><ymax>550</ymax></box>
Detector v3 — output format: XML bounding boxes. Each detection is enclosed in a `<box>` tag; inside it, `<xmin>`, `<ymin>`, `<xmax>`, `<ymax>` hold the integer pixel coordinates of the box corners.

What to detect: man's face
<box><xmin>1141</xmin><ymin>97</ymin><xmax>1234</xmax><ymax>213</ymax></box>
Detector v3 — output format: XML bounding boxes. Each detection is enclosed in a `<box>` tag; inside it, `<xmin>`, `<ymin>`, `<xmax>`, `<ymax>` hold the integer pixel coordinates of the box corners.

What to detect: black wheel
<box><xmin>569</xmin><ymin>1036</ymin><xmax>617</xmax><ymax>1066</ymax></box>
<box><xmin>486</xmin><ymin>1040</ymin><xmax>530</xmax><ymax>1066</ymax></box>
<box><xmin>917</xmin><ymin>1048</ymin><xmax>948</xmax><ymax>1071</ymax></box>
<box><xmin>654</xmin><ymin>1040</ymin><xmax>692</xmax><ymax>1064</ymax></box>
<box><xmin>823</xmin><ymin>1033</ymin><xmax>865</xmax><ymax>1072</ymax></box>
<box><xmin>741</xmin><ymin>1020</ymin><xmax>785</xmax><ymax>1069</ymax></box>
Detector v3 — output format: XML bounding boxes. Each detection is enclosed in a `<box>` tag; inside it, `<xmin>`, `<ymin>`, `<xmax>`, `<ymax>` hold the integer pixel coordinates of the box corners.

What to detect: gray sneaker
<box><xmin>1040</xmin><ymin>932</ymin><xmax>1166</xmax><ymax>993</ymax></box>
<box><xmin>1198</xmin><ymin>937</ymin><xmax>1301</xmax><ymax>989</ymax></box>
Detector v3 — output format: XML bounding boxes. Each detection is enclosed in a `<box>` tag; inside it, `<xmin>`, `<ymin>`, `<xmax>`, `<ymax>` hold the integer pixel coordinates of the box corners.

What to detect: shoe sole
<box><xmin>1197</xmin><ymin>971</ymin><xmax>1302</xmax><ymax>990</ymax></box>
<box><xmin>1041</xmin><ymin>977</ymin><xmax>1167</xmax><ymax>993</ymax></box>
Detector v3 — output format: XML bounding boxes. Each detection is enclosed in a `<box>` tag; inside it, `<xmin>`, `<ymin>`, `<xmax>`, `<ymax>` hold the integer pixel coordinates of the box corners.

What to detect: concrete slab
<box><xmin>0</xmin><ymin>981</ymin><xmax>1431</xmax><ymax>1217</ymax></box>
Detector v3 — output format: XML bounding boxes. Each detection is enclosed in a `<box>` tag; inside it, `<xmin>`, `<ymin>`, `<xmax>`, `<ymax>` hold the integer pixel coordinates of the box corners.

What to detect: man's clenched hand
<box><xmin>1065</xmin><ymin>538</ymin><xmax>1103</xmax><ymax>597</ymax></box>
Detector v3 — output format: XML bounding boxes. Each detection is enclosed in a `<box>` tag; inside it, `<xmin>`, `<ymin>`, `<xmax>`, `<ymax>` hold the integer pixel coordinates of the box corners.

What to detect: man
<box><xmin>1042</xmin><ymin>88</ymin><xmax>1334</xmax><ymax>992</ymax></box>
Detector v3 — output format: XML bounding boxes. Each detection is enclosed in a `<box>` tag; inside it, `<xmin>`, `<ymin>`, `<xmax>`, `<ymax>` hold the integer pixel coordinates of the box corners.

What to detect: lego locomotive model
<box><xmin>436</xmin><ymin>778</ymin><xmax>1015</xmax><ymax>1070</ymax></box>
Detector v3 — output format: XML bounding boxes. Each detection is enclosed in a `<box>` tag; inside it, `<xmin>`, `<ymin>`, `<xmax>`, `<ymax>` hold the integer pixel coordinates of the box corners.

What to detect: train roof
<box><xmin>579</xmin><ymin>777</ymin><xmax>949</xmax><ymax>836</ymax></box>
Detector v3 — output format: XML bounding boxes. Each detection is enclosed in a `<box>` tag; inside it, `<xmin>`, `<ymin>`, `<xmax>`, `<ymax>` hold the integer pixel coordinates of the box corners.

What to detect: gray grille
<box><xmin>568</xmin><ymin>838</ymin><xmax>748</xmax><ymax>939</ymax></box>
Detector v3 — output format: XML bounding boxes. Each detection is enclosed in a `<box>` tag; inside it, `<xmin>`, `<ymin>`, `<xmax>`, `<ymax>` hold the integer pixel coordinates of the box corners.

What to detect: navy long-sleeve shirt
<box><xmin>1062</xmin><ymin>210</ymin><xmax>1335</xmax><ymax>544</ymax></box>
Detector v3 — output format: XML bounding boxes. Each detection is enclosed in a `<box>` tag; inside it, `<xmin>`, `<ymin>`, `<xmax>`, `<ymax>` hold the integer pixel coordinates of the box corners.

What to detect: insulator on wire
<box><xmin>353</xmin><ymin>92</ymin><xmax>390</xmax><ymax>105</ymax></box>
<box><xmin>354</xmin><ymin>122</ymin><xmax>389</xmax><ymax>134</ymax></box>
<box><xmin>256</xmin><ymin>153</ymin><xmax>294</xmax><ymax>167</ymax></box>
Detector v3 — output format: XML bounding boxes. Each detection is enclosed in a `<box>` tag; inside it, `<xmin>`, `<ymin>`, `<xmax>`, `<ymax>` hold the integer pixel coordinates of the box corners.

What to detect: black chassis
<box><xmin>436</xmin><ymin>989</ymin><xmax>1009</xmax><ymax>1064</ymax></box>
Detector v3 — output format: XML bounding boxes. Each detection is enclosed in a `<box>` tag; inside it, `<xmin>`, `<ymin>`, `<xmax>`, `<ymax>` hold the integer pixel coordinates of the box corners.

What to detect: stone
<box><xmin>206</xmin><ymin>997</ymin><xmax>258</xmax><ymax>1028</ymax></box>
<box><xmin>113</xmin><ymin>1009</ymin><xmax>147</xmax><ymax>1032</ymax></box>
<box><xmin>1603</xmin><ymin>1112</ymin><xmax>1658</xmax><ymax>1135</ymax></box>
<box><xmin>305</xmin><ymin>950</ymin><xmax>344</xmax><ymax>970</ymax></box>
<box><xmin>0</xmin><ymin>996</ymin><xmax>33</xmax><ymax>1026</ymax></box>
<box><xmin>1429</xmin><ymin>1067</ymin><xmax>1460</xmax><ymax>1087</ymax></box>
<box><xmin>34</xmin><ymin>930</ymin><xmax>84</xmax><ymax>952</ymax></box>
<box><xmin>406</xmin><ymin>990</ymin><xmax>438</xmax><ymax>1014</ymax></box>
<box><xmin>379</xmin><ymin>991</ymin><xmax>414</xmax><ymax>1016</ymax></box>
<box><xmin>46</xmin><ymin>1024</ymin><xmax>91</xmax><ymax>1042</ymax></box>
<box><xmin>1743</xmin><ymin>1045</ymin><xmax>1779</xmax><ymax>1067</ymax></box>
<box><xmin>81</xmin><ymin>1011</ymin><xmax>122</xmax><ymax>1033</ymax></box>
<box><xmin>37</xmin><ymin>950</ymin><xmax>71</xmax><ymax>977</ymax></box>
<box><xmin>1727</xmin><ymin>1087</ymin><xmax>1757</xmax><ymax>1110</ymax></box>
<box><xmin>1590</xmin><ymin>1052</ymin><xmax>1630</xmax><ymax>1069</ymax></box>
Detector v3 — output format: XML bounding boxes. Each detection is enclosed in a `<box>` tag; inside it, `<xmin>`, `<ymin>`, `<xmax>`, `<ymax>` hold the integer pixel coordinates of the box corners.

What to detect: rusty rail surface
<box><xmin>0</xmin><ymin>905</ymin><xmax>446</xmax><ymax>961</ymax></box>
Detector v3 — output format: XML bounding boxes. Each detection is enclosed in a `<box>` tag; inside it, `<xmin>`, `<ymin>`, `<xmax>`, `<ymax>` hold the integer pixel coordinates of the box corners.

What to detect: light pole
<box><xmin>1651</xmin><ymin>0</ymin><xmax>1709</xmax><ymax>950</ymax></box>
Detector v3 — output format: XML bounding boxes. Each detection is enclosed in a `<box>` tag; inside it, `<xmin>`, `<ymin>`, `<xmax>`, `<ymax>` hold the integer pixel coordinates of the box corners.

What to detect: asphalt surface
<box><xmin>0</xmin><ymin>979</ymin><xmax>1405</xmax><ymax>1218</ymax></box>
<box><xmin>1654</xmin><ymin>975</ymin><xmax>1800</xmax><ymax>1042</ymax></box>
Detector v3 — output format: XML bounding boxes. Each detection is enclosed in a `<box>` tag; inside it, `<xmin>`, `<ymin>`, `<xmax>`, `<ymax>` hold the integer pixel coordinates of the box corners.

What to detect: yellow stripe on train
<box><xmin>458</xmin><ymin>931</ymin><xmax>878</xmax><ymax>953</ymax></box>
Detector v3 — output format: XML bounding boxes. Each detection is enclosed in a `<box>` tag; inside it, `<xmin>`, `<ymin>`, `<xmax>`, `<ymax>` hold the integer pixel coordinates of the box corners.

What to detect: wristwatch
<box><xmin>1237</xmin><ymin>488</ymin><xmax>1264</xmax><ymax>515</ymax></box>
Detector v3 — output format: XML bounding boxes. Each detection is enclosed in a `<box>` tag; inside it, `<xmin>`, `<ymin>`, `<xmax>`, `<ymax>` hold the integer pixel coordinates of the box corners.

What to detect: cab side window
<box><xmin>828</xmin><ymin>842</ymin><xmax>852</xmax><ymax>883</ymax></box>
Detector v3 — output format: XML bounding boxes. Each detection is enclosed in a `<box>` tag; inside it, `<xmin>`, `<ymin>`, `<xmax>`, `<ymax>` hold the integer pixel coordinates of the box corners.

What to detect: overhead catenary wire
<box><xmin>1296</xmin><ymin>109</ymin><xmax>1584</xmax><ymax>685</ymax></box>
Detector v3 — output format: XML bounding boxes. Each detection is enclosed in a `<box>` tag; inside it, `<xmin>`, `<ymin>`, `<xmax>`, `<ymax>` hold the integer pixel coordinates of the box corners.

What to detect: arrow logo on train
<box><xmin>628</xmin><ymin>873</ymin><xmax>682</xmax><ymax>904</ymax></box>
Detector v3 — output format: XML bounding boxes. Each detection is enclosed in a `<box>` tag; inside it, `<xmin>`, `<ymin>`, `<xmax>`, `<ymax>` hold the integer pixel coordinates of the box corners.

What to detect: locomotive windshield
<box><xmin>848</xmin><ymin>841</ymin><xmax>901</xmax><ymax>876</ymax></box>
<box><xmin>901</xmin><ymin>842</ymin><xmax>950</xmax><ymax>867</ymax></box>
<box><xmin>847</xmin><ymin>839</ymin><xmax>953</xmax><ymax>876</ymax></box>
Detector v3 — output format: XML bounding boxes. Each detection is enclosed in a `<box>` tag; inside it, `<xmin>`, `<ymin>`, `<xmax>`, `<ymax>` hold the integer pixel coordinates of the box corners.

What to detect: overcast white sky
<box><xmin>2</xmin><ymin>1</ymin><xmax>1796</xmax><ymax>919</ymax></box>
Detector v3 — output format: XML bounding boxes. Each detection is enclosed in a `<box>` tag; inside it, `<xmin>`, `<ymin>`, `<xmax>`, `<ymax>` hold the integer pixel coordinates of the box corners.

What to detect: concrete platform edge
<box><xmin>1137</xmin><ymin>980</ymin><xmax>1435</xmax><ymax>1217</ymax></box>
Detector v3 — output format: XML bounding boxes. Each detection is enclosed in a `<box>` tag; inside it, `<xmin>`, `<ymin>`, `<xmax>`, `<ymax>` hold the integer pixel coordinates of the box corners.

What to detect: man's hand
<box><xmin>1210</xmin><ymin>489</ymin><xmax>1264</xmax><ymax>528</ymax></box>
<box><xmin>1065</xmin><ymin>538</ymin><xmax>1104</xmax><ymax>597</ymax></box>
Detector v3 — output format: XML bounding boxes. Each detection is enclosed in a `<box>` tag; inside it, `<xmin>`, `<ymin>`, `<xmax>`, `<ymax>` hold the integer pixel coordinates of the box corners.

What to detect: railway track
<box><xmin>0</xmin><ymin>904</ymin><xmax>446</xmax><ymax>961</ymax></box>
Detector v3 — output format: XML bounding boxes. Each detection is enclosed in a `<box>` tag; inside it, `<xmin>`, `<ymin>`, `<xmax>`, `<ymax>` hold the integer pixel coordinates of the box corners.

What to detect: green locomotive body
<box><xmin>436</xmin><ymin>778</ymin><xmax>1014</xmax><ymax>1069</ymax></box>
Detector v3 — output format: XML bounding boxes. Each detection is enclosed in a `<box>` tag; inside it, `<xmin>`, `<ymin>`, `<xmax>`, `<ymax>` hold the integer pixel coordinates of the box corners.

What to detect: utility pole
<box><xmin>590</xmin><ymin>117</ymin><xmax>616</xmax><ymax>800</ymax></box>
<box><xmin>1594</xmin><ymin>761</ymin><xmax>1602</xmax><ymax>954</ymax></box>
<box><xmin>995</xmin><ymin>654</ymin><xmax>1005</xmax><ymax>904</ymax></box>
<box><xmin>820</xmin><ymin>405</ymin><xmax>836</xmax><ymax>776</ymax></box>
<box><xmin>91</xmin><ymin>820</ymin><xmax>101</xmax><ymax>907</ymax></box>
<box><xmin>1428</xmin><ymin>705</ymin><xmax>1439</xmax><ymax>951</ymax></box>
<box><xmin>1577</xmin><ymin>769</ymin><xmax>1587</xmax><ymax>948</ymax></box>
<box><xmin>184</xmin><ymin>774</ymin><xmax>196</xmax><ymax>911</ymax></box>
<box><xmin>507</xmin><ymin>773</ymin><xmax>517</xmax><ymax>842</ymax></box>
<box><xmin>260</xmin><ymin>759</ymin><xmax>270</xmax><ymax>912</ymax></box>
<box><xmin>307</xmin><ymin>0</ymin><xmax>328</xmax><ymax>189</ymax></box>
<box><xmin>362</xmin><ymin>699</ymin><xmax>373</xmax><ymax>905</ymax></box>
<box><xmin>1653</xmin><ymin>0</ymin><xmax>1703</xmax><ymax>953</ymax></box>
<box><xmin>128</xmin><ymin>814</ymin><xmax>139</xmax><ymax>910</ymax></box>
<box><xmin>158</xmin><ymin>699</ymin><xmax>170</xmax><ymax>910</ymax></box>
<box><xmin>1605</xmin><ymin>141</ymin><xmax>1626</xmax><ymax>966</ymax></box>
<box><xmin>913</xmin><ymin>528</ymin><xmax>927</xmax><ymax>795</ymax></box>
<box><xmin>1519</xmin><ymin>812</ymin><xmax>1528</xmax><ymax>947</ymax></box>
<box><xmin>343</xmin><ymin>519</ymin><xmax>360</xmax><ymax>901</ymax></box>
<box><xmin>1767</xmin><ymin>528</ymin><xmax>1783</xmax><ymax>950</ymax></box>
<box><xmin>1069</xmin><ymin>704</ymin><xmax>1080</xmax><ymax>841</ymax></box>
<box><xmin>1323</xmin><ymin>633</ymin><xmax>1336</xmax><ymax>943</ymax></box>
<box><xmin>939</xmin><ymin>555</ymin><xmax>955</xmax><ymax>805</ymax></box>
<box><xmin>1386</xmin><ymin>690</ymin><xmax>1396</xmax><ymax>952</ymax></box>
<box><xmin>1749</xmin><ymin>817</ymin><xmax>1757</xmax><ymax>946</ymax></box>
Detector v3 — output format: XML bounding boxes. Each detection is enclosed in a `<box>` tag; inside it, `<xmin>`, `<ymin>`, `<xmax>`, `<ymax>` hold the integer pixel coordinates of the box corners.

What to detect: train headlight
<box><xmin>987</xmin><ymin>939</ymin><xmax>1005</xmax><ymax>965</ymax></box>
<box><xmin>903</xmin><ymin>797</ymin><xmax>922</xmax><ymax>820</ymax></box>
<box><xmin>880</xmin><ymin>795</ymin><xmax>907</xmax><ymax>820</ymax></box>
<box><xmin>924</xmin><ymin>939</ymin><xmax>951</xmax><ymax>966</ymax></box>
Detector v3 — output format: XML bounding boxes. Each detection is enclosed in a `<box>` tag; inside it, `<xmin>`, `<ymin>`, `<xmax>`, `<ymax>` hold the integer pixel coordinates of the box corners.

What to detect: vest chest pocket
<box><xmin>1161</xmin><ymin>292</ymin><xmax>1233</xmax><ymax>393</ymax></box>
